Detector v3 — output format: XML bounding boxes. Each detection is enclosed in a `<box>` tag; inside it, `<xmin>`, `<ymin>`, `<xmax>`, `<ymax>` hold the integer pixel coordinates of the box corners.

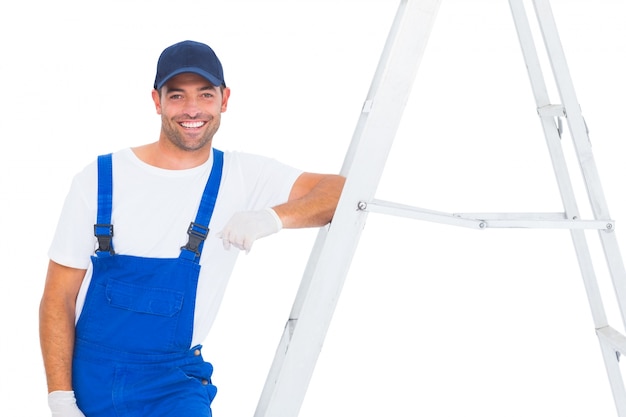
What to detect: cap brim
<box><xmin>155</xmin><ymin>67</ymin><xmax>223</xmax><ymax>90</ymax></box>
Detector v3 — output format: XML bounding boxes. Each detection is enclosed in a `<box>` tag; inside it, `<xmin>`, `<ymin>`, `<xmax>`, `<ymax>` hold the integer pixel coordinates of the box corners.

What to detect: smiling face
<box><xmin>152</xmin><ymin>72</ymin><xmax>230</xmax><ymax>153</ymax></box>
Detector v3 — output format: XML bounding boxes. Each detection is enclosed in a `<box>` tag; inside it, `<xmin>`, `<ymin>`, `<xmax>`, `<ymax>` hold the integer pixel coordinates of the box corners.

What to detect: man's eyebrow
<box><xmin>165</xmin><ymin>84</ymin><xmax>216</xmax><ymax>94</ymax></box>
<box><xmin>166</xmin><ymin>87</ymin><xmax>185</xmax><ymax>93</ymax></box>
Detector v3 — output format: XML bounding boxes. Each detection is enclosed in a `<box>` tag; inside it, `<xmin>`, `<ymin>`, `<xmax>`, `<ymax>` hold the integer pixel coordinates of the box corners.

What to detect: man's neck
<box><xmin>131</xmin><ymin>141</ymin><xmax>212</xmax><ymax>170</ymax></box>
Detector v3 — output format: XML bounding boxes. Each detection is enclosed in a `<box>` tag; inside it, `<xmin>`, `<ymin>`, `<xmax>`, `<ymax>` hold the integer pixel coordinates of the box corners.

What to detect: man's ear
<box><xmin>152</xmin><ymin>89</ymin><xmax>162</xmax><ymax>115</ymax></box>
<box><xmin>221</xmin><ymin>87</ymin><xmax>231</xmax><ymax>113</ymax></box>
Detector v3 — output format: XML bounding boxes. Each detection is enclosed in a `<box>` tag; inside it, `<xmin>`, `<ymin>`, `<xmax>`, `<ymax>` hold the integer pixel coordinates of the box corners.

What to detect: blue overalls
<box><xmin>72</xmin><ymin>150</ymin><xmax>223</xmax><ymax>417</ymax></box>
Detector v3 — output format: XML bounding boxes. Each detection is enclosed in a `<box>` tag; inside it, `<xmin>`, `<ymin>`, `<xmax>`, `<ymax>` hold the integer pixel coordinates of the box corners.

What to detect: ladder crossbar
<box><xmin>365</xmin><ymin>199</ymin><xmax>613</xmax><ymax>230</ymax></box>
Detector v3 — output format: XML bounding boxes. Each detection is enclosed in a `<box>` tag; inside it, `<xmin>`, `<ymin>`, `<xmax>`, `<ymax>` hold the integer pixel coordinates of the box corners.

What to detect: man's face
<box><xmin>152</xmin><ymin>73</ymin><xmax>230</xmax><ymax>152</ymax></box>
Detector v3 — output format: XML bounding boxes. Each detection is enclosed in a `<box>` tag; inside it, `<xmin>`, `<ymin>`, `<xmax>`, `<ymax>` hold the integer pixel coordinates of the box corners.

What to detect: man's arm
<box><xmin>39</xmin><ymin>260</ymin><xmax>86</xmax><ymax>393</ymax></box>
<box><xmin>218</xmin><ymin>172</ymin><xmax>345</xmax><ymax>252</ymax></box>
<box><xmin>274</xmin><ymin>172</ymin><xmax>346</xmax><ymax>228</ymax></box>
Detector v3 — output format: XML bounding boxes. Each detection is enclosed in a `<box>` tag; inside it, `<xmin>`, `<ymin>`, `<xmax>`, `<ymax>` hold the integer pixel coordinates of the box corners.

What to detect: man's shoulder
<box><xmin>222</xmin><ymin>149</ymin><xmax>287</xmax><ymax>169</ymax></box>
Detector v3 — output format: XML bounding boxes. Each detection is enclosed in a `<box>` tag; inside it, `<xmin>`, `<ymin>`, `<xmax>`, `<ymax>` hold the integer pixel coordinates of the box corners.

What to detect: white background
<box><xmin>1</xmin><ymin>0</ymin><xmax>625</xmax><ymax>416</ymax></box>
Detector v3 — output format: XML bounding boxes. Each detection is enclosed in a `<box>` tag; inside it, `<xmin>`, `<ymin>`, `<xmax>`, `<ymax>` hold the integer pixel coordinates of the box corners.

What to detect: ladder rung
<box><xmin>538</xmin><ymin>104</ymin><xmax>565</xmax><ymax>117</ymax></box>
<box><xmin>597</xmin><ymin>326</ymin><xmax>626</xmax><ymax>355</ymax></box>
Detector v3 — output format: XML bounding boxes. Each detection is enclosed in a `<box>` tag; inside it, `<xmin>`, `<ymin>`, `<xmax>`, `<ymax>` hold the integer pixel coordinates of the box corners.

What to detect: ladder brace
<box><xmin>363</xmin><ymin>199</ymin><xmax>615</xmax><ymax>230</ymax></box>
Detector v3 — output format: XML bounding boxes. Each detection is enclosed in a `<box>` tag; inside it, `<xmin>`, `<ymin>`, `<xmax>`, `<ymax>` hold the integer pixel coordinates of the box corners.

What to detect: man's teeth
<box><xmin>181</xmin><ymin>121</ymin><xmax>205</xmax><ymax>128</ymax></box>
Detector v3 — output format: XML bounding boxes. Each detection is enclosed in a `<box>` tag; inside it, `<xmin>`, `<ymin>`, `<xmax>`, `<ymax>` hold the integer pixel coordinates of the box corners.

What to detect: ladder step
<box><xmin>538</xmin><ymin>104</ymin><xmax>565</xmax><ymax>117</ymax></box>
<box><xmin>597</xmin><ymin>326</ymin><xmax>626</xmax><ymax>356</ymax></box>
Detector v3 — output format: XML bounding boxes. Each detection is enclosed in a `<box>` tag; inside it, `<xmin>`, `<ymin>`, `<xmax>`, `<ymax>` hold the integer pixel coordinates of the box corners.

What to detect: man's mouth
<box><xmin>180</xmin><ymin>121</ymin><xmax>206</xmax><ymax>128</ymax></box>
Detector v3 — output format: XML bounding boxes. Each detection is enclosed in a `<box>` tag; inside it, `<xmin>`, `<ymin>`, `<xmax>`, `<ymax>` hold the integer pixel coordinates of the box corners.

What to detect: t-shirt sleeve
<box><xmin>47</xmin><ymin>162</ymin><xmax>98</xmax><ymax>270</ymax></box>
<box><xmin>228</xmin><ymin>151</ymin><xmax>303</xmax><ymax>211</ymax></box>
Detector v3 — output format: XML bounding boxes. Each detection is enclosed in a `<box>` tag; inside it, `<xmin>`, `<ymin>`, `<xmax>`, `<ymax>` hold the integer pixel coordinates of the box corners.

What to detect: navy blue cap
<box><xmin>154</xmin><ymin>40</ymin><xmax>225</xmax><ymax>90</ymax></box>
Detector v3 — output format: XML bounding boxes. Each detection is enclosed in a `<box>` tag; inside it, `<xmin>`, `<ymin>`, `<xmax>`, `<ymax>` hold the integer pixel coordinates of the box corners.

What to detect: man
<box><xmin>39</xmin><ymin>40</ymin><xmax>345</xmax><ymax>417</ymax></box>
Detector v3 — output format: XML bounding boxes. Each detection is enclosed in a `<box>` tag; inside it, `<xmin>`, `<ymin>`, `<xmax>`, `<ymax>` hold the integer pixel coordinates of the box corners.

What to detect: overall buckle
<box><xmin>94</xmin><ymin>224</ymin><xmax>115</xmax><ymax>255</ymax></box>
<box><xmin>181</xmin><ymin>222</ymin><xmax>209</xmax><ymax>256</ymax></box>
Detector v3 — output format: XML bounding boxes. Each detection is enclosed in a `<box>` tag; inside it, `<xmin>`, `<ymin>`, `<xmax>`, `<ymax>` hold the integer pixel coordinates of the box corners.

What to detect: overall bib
<box><xmin>73</xmin><ymin>150</ymin><xmax>223</xmax><ymax>417</ymax></box>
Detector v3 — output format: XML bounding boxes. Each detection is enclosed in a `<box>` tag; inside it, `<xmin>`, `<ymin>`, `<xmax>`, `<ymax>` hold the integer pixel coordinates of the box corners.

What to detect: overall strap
<box><xmin>94</xmin><ymin>153</ymin><xmax>115</xmax><ymax>256</ymax></box>
<box><xmin>180</xmin><ymin>149</ymin><xmax>224</xmax><ymax>262</ymax></box>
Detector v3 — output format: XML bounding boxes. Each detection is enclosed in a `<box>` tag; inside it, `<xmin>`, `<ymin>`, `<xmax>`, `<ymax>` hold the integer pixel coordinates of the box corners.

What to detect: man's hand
<box><xmin>217</xmin><ymin>208</ymin><xmax>283</xmax><ymax>253</ymax></box>
<box><xmin>48</xmin><ymin>391</ymin><xmax>86</xmax><ymax>417</ymax></box>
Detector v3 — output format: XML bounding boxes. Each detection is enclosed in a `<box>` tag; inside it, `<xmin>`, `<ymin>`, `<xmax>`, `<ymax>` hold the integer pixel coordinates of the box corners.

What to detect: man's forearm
<box><xmin>39</xmin><ymin>261</ymin><xmax>86</xmax><ymax>393</ymax></box>
<box><xmin>274</xmin><ymin>174</ymin><xmax>345</xmax><ymax>229</ymax></box>
<box><xmin>39</xmin><ymin>295</ymin><xmax>77</xmax><ymax>392</ymax></box>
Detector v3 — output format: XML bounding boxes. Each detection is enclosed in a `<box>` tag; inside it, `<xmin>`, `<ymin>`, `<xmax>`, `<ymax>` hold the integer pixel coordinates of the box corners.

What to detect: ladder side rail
<box><xmin>532</xmin><ymin>0</ymin><xmax>626</xmax><ymax>334</ymax></box>
<box><xmin>528</xmin><ymin>1</ymin><xmax>626</xmax><ymax>415</ymax></box>
<box><xmin>532</xmin><ymin>5</ymin><xmax>626</xmax><ymax>335</ymax></box>
<box><xmin>599</xmin><ymin>341</ymin><xmax>626</xmax><ymax>416</ymax></box>
<box><xmin>285</xmin><ymin>0</ymin><xmax>438</xmax><ymax>318</ymax></box>
<box><xmin>254</xmin><ymin>1</ymin><xmax>442</xmax><ymax>416</ymax></box>
<box><xmin>508</xmin><ymin>0</ymin><xmax>581</xmax><ymax>219</ymax></box>
<box><xmin>532</xmin><ymin>0</ymin><xmax>610</xmax><ymax>219</ymax></box>
<box><xmin>509</xmin><ymin>0</ymin><xmax>609</xmax><ymax>329</ymax></box>
<box><xmin>598</xmin><ymin>325</ymin><xmax>626</xmax><ymax>412</ymax></box>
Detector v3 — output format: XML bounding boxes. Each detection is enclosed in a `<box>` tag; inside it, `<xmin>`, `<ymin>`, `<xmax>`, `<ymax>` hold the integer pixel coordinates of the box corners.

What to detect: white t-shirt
<box><xmin>48</xmin><ymin>147</ymin><xmax>302</xmax><ymax>347</ymax></box>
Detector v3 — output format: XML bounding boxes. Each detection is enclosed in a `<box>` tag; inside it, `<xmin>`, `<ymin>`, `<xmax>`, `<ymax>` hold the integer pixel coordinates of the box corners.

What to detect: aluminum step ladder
<box><xmin>254</xmin><ymin>1</ymin><xmax>626</xmax><ymax>415</ymax></box>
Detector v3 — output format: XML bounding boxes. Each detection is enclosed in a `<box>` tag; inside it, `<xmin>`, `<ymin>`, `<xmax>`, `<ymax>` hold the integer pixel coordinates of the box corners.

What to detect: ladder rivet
<box><xmin>479</xmin><ymin>222</ymin><xmax>486</xmax><ymax>229</ymax></box>
<box><xmin>357</xmin><ymin>201</ymin><xmax>367</xmax><ymax>211</ymax></box>
<box><xmin>607</xmin><ymin>223</ymin><xmax>613</xmax><ymax>230</ymax></box>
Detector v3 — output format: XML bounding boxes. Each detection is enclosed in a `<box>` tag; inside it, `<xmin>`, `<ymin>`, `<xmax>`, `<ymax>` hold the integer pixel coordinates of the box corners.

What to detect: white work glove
<box><xmin>48</xmin><ymin>391</ymin><xmax>86</xmax><ymax>417</ymax></box>
<box><xmin>217</xmin><ymin>208</ymin><xmax>283</xmax><ymax>253</ymax></box>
